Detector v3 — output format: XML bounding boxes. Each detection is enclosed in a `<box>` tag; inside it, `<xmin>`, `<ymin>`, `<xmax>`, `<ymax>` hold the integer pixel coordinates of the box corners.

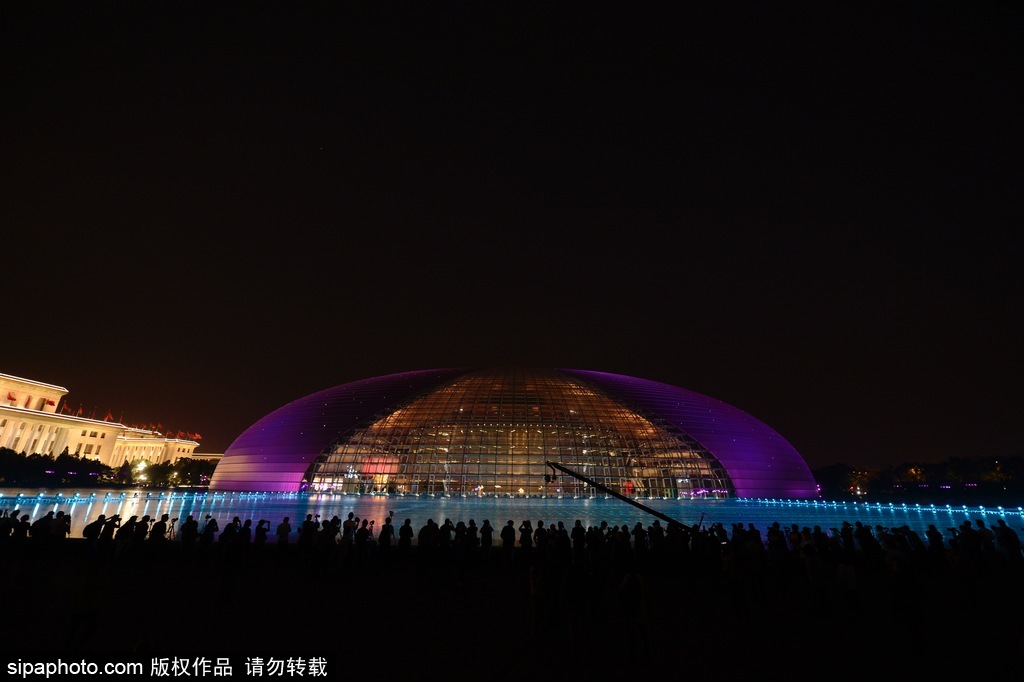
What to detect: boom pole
<box><xmin>545</xmin><ymin>461</ymin><xmax>691</xmax><ymax>528</ymax></box>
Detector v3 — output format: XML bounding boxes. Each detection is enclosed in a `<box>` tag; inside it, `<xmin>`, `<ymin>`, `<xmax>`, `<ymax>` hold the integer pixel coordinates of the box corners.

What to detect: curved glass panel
<box><xmin>561</xmin><ymin>370</ymin><xmax>819</xmax><ymax>499</ymax></box>
<box><xmin>209</xmin><ymin>369</ymin><xmax>466</xmax><ymax>492</ymax></box>
<box><xmin>309</xmin><ymin>367</ymin><xmax>731</xmax><ymax>499</ymax></box>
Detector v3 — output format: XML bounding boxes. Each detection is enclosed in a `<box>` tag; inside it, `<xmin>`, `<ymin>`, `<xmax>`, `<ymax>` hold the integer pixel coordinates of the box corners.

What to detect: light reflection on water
<box><xmin>2</xmin><ymin>487</ymin><xmax>1022</xmax><ymax>547</ymax></box>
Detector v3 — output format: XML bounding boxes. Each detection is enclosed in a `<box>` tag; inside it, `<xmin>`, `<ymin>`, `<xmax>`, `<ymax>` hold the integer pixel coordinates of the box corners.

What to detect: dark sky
<box><xmin>2</xmin><ymin>2</ymin><xmax>1021</xmax><ymax>471</ymax></box>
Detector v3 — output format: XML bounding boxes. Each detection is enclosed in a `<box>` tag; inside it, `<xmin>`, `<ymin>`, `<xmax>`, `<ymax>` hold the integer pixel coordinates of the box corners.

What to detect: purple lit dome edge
<box><xmin>209</xmin><ymin>367</ymin><xmax>819</xmax><ymax>500</ymax></box>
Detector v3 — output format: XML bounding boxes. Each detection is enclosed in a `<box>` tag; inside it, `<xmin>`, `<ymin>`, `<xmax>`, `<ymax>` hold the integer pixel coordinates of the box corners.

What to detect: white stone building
<box><xmin>0</xmin><ymin>371</ymin><xmax>207</xmax><ymax>467</ymax></box>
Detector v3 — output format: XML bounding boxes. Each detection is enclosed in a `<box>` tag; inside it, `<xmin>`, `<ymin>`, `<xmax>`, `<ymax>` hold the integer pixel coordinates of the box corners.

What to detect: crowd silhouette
<box><xmin>1</xmin><ymin>505</ymin><xmax>1022</xmax><ymax>672</ymax></box>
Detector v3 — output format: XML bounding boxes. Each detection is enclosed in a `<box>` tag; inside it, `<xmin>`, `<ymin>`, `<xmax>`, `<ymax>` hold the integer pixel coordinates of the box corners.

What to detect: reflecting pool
<box><xmin>2</xmin><ymin>487</ymin><xmax>1021</xmax><ymax>547</ymax></box>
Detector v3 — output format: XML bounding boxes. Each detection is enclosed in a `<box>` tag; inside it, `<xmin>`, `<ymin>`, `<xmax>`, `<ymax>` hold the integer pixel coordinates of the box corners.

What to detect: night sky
<box><xmin>2</xmin><ymin>2</ymin><xmax>1021</xmax><ymax>471</ymax></box>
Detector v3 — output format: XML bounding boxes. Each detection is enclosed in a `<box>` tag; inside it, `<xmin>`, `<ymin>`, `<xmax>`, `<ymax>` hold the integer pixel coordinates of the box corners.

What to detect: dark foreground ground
<box><xmin>1</xmin><ymin>534</ymin><xmax>1022</xmax><ymax>679</ymax></box>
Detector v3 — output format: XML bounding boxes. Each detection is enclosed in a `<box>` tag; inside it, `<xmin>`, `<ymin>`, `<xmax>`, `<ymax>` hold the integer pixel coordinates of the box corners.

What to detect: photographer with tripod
<box><xmin>149</xmin><ymin>513</ymin><xmax>171</xmax><ymax>544</ymax></box>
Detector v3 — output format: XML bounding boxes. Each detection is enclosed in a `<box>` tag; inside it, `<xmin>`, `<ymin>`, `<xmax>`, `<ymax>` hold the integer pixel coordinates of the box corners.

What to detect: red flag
<box><xmin>61</xmin><ymin>403</ymin><xmax>72</xmax><ymax>414</ymax></box>
<box><xmin>149</xmin><ymin>423</ymin><xmax>156</xmax><ymax>431</ymax></box>
<box><xmin>157</xmin><ymin>423</ymin><xmax>163</xmax><ymax>430</ymax></box>
<box><xmin>6</xmin><ymin>392</ymin><xmax>14</xmax><ymax>401</ymax></box>
<box><xmin>45</xmin><ymin>399</ymin><xmax>56</xmax><ymax>406</ymax></box>
<box><xmin>75</xmin><ymin>406</ymin><xmax>84</xmax><ymax>417</ymax></box>
<box><xmin>194</xmin><ymin>433</ymin><xmax>203</xmax><ymax>440</ymax></box>
<box><xmin>104</xmin><ymin>410</ymin><xmax>114</xmax><ymax>422</ymax></box>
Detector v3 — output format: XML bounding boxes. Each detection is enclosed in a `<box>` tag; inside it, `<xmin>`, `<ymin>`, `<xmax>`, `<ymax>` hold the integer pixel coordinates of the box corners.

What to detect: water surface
<box><xmin>3</xmin><ymin>487</ymin><xmax>1021</xmax><ymax>548</ymax></box>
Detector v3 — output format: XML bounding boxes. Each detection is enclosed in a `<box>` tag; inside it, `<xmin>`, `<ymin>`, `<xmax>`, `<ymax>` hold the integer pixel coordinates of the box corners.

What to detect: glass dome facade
<box><xmin>210</xmin><ymin>367</ymin><xmax>819</xmax><ymax>499</ymax></box>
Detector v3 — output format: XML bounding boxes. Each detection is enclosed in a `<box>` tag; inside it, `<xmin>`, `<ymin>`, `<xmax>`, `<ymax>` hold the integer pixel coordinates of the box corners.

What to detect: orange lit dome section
<box><xmin>310</xmin><ymin>368</ymin><xmax>729</xmax><ymax>499</ymax></box>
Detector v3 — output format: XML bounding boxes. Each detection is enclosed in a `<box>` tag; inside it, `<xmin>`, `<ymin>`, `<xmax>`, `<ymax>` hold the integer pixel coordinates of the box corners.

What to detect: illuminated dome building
<box><xmin>210</xmin><ymin>367</ymin><xmax>819</xmax><ymax>500</ymax></box>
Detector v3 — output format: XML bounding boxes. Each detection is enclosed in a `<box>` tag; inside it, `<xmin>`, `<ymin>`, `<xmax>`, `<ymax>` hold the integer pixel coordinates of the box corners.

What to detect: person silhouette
<box><xmin>994</xmin><ymin>519</ymin><xmax>1022</xmax><ymax>564</ymax></box>
<box><xmin>132</xmin><ymin>515</ymin><xmax>151</xmax><ymax>548</ymax></box>
<box><xmin>276</xmin><ymin>517</ymin><xmax>292</xmax><ymax>547</ymax></box>
<box><xmin>30</xmin><ymin>511</ymin><xmax>54</xmax><ymax>545</ymax></box>
<box><xmin>0</xmin><ymin>509</ymin><xmax>15</xmax><ymax>548</ymax></box>
<box><xmin>518</xmin><ymin>519</ymin><xmax>533</xmax><ymax>564</ymax></box>
<box><xmin>533</xmin><ymin>520</ymin><xmax>548</xmax><ymax>557</ymax></box>
<box><xmin>12</xmin><ymin>514</ymin><xmax>31</xmax><ymax>547</ymax></box>
<box><xmin>418</xmin><ymin>519</ymin><xmax>439</xmax><ymax>557</ymax></box>
<box><xmin>378</xmin><ymin>515</ymin><xmax>395</xmax><ymax>550</ymax></box>
<box><xmin>254</xmin><ymin>520</ymin><xmax>269</xmax><ymax>546</ymax></box>
<box><xmin>98</xmin><ymin>514</ymin><xmax>120</xmax><ymax>550</ymax></box>
<box><xmin>342</xmin><ymin>512</ymin><xmax>357</xmax><ymax>547</ymax></box>
<box><xmin>571</xmin><ymin>519</ymin><xmax>586</xmax><ymax>559</ymax></box>
<box><xmin>238</xmin><ymin>519</ymin><xmax>253</xmax><ymax>546</ymax></box>
<box><xmin>150</xmin><ymin>514</ymin><xmax>169</xmax><ymax>543</ymax></box>
<box><xmin>631</xmin><ymin>522</ymin><xmax>649</xmax><ymax>557</ymax></box>
<box><xmin>300</xmin><ymin>514</ymin><xmax>319</xmax><ymax>550</ymax></box>
<box><xmin>501</xmin><ymin>520</ymin><xmax>517</xmax><ymax>564</ymax></box>
<box><xmin>353</xmin><ymin>518</ymin><xmax>372</xmax><ymax>569</ymax></box>
<box><xmin>974</xmin><ymin>519</ymin><xmax>996</xmax><ymax>559</ymax></box>
<box><xmin>82</xmin><ymin>513</ymin><xmax>106</xmax><ymax>549</ymax></box>
<box><xmin>480</xmin><ymin>519</ymin><xmax>494</xmax><ymax>554</ymax></box>
<box><xmin>399</xmin><ymin>518</ymin><xmax>414</xmax><ymax>556</ymax></box>
<box><xmin>180</xmin><ymin>515</ymin><xmax>199</xmax><ymax>548</ymax></box>
<box><xmin>438</xmin><ymin>518</ymin><xmax>454</xmax><ymax>550</ymax></box>
<box><xmin>199</xmin><ymin>516</ymin><xmax>219</xmax><ymax>547</ymax></box>
<box><xmin>219</xmin><ymin>517</ymin><xmax>240</xmax><ymax>547</ymax></box>
<box><xmin>116</xmin><ymin>515</ymin><xmax>136</xmax><ymax>543</ymax></box>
